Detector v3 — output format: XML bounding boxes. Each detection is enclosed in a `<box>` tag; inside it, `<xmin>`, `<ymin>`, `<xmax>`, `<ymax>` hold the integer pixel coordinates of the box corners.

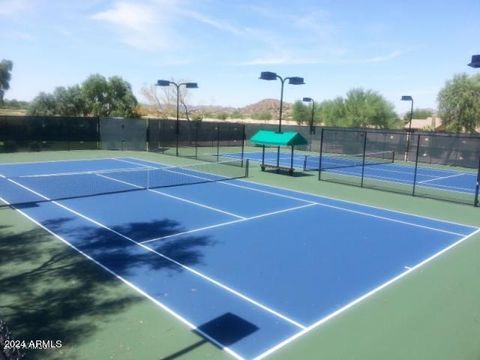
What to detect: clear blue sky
<box><xmin>1</xmin><ymin>0</ymin><xmax>479</xmax><ymax>113</ymax></box>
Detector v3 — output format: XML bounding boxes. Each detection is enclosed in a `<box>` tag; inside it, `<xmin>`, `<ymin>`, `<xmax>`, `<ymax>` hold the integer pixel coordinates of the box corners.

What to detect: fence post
<box><xmin>475</xmin><ymin>157</ymin><xmax>480</xmax><ymax>207</ymax></box>
<box><xmin>194</xmin><ymin>124</ymin><xmax>198</xmax><ymax>160</ymax></box>
<box><xmin>318</xmin><ymin>128</ymin><xmax>324</xmax><ymax>181</ymax></box>
<box><xmin>360</xmin><ymin>131</ymin><xmax>368</xmax><ymax>187</ymax></box>
<box><xmin>412</xmin><ymin>134</ymin><xmax>421</xmax><ymax>196</ymax></box>
<box><xmin>216</xmin><ymin>126</ymin><xmax>220</xmax><ymax>161</ymax></box>
<box><xmin>241</xmin><ymin>124</ymin><xmax>246</xmax><ymax>167</ymax></box>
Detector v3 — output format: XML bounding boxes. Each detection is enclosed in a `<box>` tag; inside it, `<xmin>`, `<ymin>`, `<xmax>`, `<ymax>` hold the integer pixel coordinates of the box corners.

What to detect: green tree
<box><xmin>107</xmin><ymin>76</ymin><xmax>138</xmax><ymax>117</ymax></box>
<box><xmin>81</xmin><ymin>74</ymin><xmax>111</xmax><ymax>116</ymax></box>
<box><xmin>403</xmin><ymin>108</ymin><xmax>433</xmax><ymax>122</ymax></box>
<box><xmin>317</xmin><ymin>97</ymin><xmax>346</xmax><ymax>126</ymax></box>
<box><xmin>230</xmin><ymin>110</ymin><xmax>243</xmax><ymax>119</ymax></box>
<box><xmin>343</xmin><ymin>88</ymin><xmax>398</xmax><ymax>128</ymax></box>
<box><xmin>252</xmin><ymin>112</ymin><xmax>273</xmax><ymax>120</ymax></box>
<box><xmin>292</xmin><ymin>100</ymin><xmax>310</xmax><ymax>124</ymax></box>
<box><xmin>216</xmin><ymin>112</ymin><xmax>228</xmax><ymax>120</ymax></box>
<box><xmin>0</xmin><ymin>59</ymin><xmax>13</xmax><ymax>105</ymax></box>
<box><xmin>27</xmin><ymin>74</ymin><xmax>139</xmax><ymax>117</ymax></box>
<box><xmin>53</xmin><ymin>86</ymin><xmax>86</xmax><ymax>116</ymax></box>
<box><xmin>28</xmin><ymin>92</ymin><xmax>57</xmax><ymax>115</ymax></box>
<box><xmin>437</xmin><ymin>73</ymin><xmax>480</xmax><ymax>133</ymax></box>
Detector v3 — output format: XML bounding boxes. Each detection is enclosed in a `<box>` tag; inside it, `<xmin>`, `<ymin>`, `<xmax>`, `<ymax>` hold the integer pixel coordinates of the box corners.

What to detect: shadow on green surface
<box><xmin>0</xmin><ymin>213</ymin><xmax>216</xmax><ymax>359</ymax></box>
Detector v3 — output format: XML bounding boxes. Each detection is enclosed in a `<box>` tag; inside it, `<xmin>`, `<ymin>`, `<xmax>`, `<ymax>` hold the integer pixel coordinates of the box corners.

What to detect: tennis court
<box><xmin>223</xmin><ymin>150</ymin><xmax>478</xmax><ymax>196</ymax></box>
<box><xmin>1</xmin><ymin>156</ymin><xmax>478</xmax><ymax>359</ymax></box>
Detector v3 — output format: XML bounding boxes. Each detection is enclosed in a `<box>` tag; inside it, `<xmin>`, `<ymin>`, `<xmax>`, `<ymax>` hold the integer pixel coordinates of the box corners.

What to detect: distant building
<box><xmin>404</xmin><ymin>116</ymin><xmax>442</xmax><ymax>131</ymax></box>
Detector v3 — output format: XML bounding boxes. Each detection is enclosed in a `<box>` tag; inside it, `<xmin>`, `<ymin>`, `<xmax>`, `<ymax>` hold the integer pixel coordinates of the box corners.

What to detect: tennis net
<box><xmin>303</xmin><ymin>150</ymin><xmax>395</xmax><ymax>171</ymax></box>
<box><xmin>0</xmin><ymin>159</ymin><xmax>248</xmax><ymax>207</ymax></box>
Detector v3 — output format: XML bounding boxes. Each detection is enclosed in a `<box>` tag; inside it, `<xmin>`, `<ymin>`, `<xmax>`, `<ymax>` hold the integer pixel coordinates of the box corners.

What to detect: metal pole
<box><xmin>261</xmin><ymin>144</ymin><xmax>266</xmax><ymax>171</ymax></box>
<box><xmin>310</xmin><ymin>100</ymin><xmax>315</xmax><ymax>135</ymax></box>
<box><xmin>360</xmin><ymin>131</ymin><xmax>368</xmax><ymax>187</ymax></box>
<box><xmin>216</xmin><ymin>126</ymin><xmax>220</xmax><ymax>162</ymax></box>
<box><xmin>175</xmin><ymin>83</ymin><xmax>180</xmax><ymax>156</ymax></box>
<box><xmin>412</xmin><ymin>134</ymin><xmax>421</xmax><ymax>196</ymax></box>
<box><xmin>318</xmin><ymin>128</ymin><xmax>324</xmax><ymax>180</ymax></box>
<box><xmin>290</xmin><ymin>146</ymin><xmax>294</xmax><ymax>175</ymax></box>
<box><xmin>194</xmin><ymin>124</ymin><xmax>198</xmax><ymax>160</ymax></box>
<box><xmin>241</xmin><ymin>124</ymin><xmax>245</xmax><ymax>167</ymax></box>
<box><xmin>278</xmin><ymin>77</ymin><xmax>285</xmax><ymax>133</ymax></box>
<box><xmin>405</xmin><ymin>99</ymin><xmax>414</xmax><ymax>161</ymax></box>
<box><xmin>475</xmin><ymin>156</ymin><xmax>480</xmax><ymax>207</ymax></box>
<box><xmin>276</xmin><ymin>77</ymin><xmax>285</xmax><ymax>172</ymax></box>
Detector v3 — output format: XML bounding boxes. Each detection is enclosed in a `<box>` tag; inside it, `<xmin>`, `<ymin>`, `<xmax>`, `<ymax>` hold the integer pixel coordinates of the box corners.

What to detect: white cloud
<box><xmin>91</xmin><ymin>2</ymin><xmax>155</xmax><ymax>32</ymax></box>
<box><xmin>241</xmin><ymin>49</ymin><xmax>409</xmax><ymax>66</ymax></box>
<box><xmin>362</xmin><ymin>50</ymin><xmax>405</xmax><ymax>64</ymax></box>
<box><xmin>180</xmin><ymin>9</ymin><xmax>245</xmax><ymax>35</ymax></box>
<box><xmin>90</xmin><ymin>1</ymin><xmax>178</xmax><ymax>51</ymax></box>
<box><xmin>0</xmin><ymin>0</ymin><xmax>32</xmax><ymax>16</ymax></box>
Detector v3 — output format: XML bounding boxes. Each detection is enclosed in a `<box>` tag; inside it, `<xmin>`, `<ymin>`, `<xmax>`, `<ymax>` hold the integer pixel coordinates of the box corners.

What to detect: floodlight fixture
<box><xmin>468</xmin><ymin>55</ymin><xmax>480</xmax><ymax>68</ymax></box>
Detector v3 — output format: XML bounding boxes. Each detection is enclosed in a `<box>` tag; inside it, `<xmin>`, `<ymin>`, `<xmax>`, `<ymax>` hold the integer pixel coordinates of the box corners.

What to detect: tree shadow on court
<box><xmin>0</xmin><ymin>211</ymin><xmax>218</xmax><ymax>359</ymax></box>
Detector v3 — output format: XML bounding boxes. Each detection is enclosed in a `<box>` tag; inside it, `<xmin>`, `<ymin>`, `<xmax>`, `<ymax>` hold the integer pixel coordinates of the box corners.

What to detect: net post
<box><xmin>360</xmin><ymin>131</ymin><xmax>368</xmax><ymax>187</ymax></box>
<box><xmin>276</xmin><ymin>146</ymin><xmax>280</xmax><ymax>171</ymax></box>
<box><xmin>262</xmin><ymin>144</ymin><xmax>266</xmax><ymax>170</ymax></box>
<box><xmin>290</xmin><ymin>146</ymin><xmax>294</xmax><ymax>175</ymax></box>
<box><xmin>474</xmin><ymin>156</ymin><xmax>480</xmax><ymax>207</ymax></box>
<box><xmin>412</xmin><ymin>134</ymin><xmax>421</xmax><ymax>196</ymax></box>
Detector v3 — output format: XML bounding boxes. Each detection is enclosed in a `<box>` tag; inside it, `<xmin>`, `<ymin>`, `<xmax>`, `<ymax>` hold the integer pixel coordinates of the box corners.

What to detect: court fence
<box><xmin>0</xmin><ymin>116</ymin><xmax>246</xmax><ymax>164</ymax></box>
<box><xmin>147</xmin><ymin>119</ymin><xmax>246</xmax><ymax>164</ymax></box>
<box><xmin>311</xmin><ymin>127</ymin><xmax>480</xmax><ymax>207</ymax></box>
<box><xmin>1</xmin><ymin>116</ymin><xmax>479</xmax><ymax>206</ymax></box>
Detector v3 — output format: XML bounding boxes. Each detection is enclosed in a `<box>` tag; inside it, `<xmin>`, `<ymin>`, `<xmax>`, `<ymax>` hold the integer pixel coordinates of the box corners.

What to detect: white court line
<box><xmin>120</xmin><ymin>158</ymin><xmax>473</xmax><ymax>236</ymax></box>
<box><xmin>326</xmin><ymin>168</ymin><xmax>474</xmax><ymax>194</ymax></box>
<box><xmin>254</xmin><ymin>227</ymin><xmax>480</xmax><ymax>360</ymax></box>
<box><xmin>0</xmin><ymin>198</ymin><xmax>244</xmax><ymax>360</ymax></box>
<box><xmin>114</xmin><ymin>158</ymin><xmax>316</xmax><ymax>205</ymax></box>
<box><xmin>124</xmin><ymin>157</ymin><xmax>479</xmax><ymax>230</ymax></box>
<box><xmin>141</xmin><ymin>203</ymin><xmax>317</xmax><ymax>244</ymax></box>
<box><xmin>416</xmin><ymin>182</ymin><xmax>474</xmax><ymax>193</ymax></box>
<box><xmin>312</xmin><ymin>201</ymin><xmax>466</xmax><ymax>236</ymax></box>
<box><xmin>98</xmin><ymin>172</ymin><xmax>246</xmax><ymax>220</ymax></box>
<box><xmin>418</xmin><ymin>172</ymin><xmax>467</xmax><ymax>184</ymax></box>
<box><xmin>5</xmin><ymin>177</ymin><xmax>305</xmax><ymax>330</ymax></box>
<box><xmin>19</xmin><ymin>166</ymin><xmax>156</xmax><ymax>178</ymax></box>
<box><xmin>0</xmin><ymin>157</ymin><xmax>119</xmax><ymax>166</ymax></box>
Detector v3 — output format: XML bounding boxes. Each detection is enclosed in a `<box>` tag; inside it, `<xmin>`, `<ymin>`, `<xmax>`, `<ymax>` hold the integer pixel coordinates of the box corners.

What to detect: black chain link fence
<box><xmin>1</xmin><ymin>116</ymin><xmax>478</xmax><ymax>205</ymax></box>
<box><xmin>314</xmin><ymin>127</ymin><xmax>480</xmax><ymax>206</ymax></box>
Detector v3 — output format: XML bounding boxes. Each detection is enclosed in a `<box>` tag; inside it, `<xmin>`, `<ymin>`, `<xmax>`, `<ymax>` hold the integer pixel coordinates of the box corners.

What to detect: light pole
<box><xmin>302</xmin><ymin>97</ymin><xmax>315</xmax><ymax>134</ymax></box>
<box><xmin>156</xmin><ymin>79</ymin><xmax>198</xmax><ymax>156</ymax></box>
<box><xmin>259</xmin><ymin>72</ymin><xmax>305</xmax><ymax>133</ymax></box>
<box><xmin>401</xmin><ymin>95</ymin><xmax>414</xmax><ymax>161</ymax></box>
<box><xmin>468</xmin><ymin>55</ymin><xmax>480</xmax><ymax>206</ymax></box>
<box><xmin>259</xmin><ymin>72</ymin><xmax>305</xmax><ymax>169</ymax></box>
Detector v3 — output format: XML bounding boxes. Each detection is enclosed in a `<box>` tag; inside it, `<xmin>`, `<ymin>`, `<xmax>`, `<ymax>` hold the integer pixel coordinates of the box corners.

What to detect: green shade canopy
<box><xmin>250</xmin><ymin>130</ymin><xmax>308</xmax><ymax>146</ymax></box>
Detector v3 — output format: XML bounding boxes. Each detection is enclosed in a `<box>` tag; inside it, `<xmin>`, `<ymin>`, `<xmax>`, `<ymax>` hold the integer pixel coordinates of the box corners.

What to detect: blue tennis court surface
<box><xmin>223</xmin><ymin>150</ymin><xmax>478</xmax><ymax>195</ymax></box>
<box><xmin>1</xmin><ymin>157</ymin><xmax>478</xmax><ymax>359</ymax></box>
